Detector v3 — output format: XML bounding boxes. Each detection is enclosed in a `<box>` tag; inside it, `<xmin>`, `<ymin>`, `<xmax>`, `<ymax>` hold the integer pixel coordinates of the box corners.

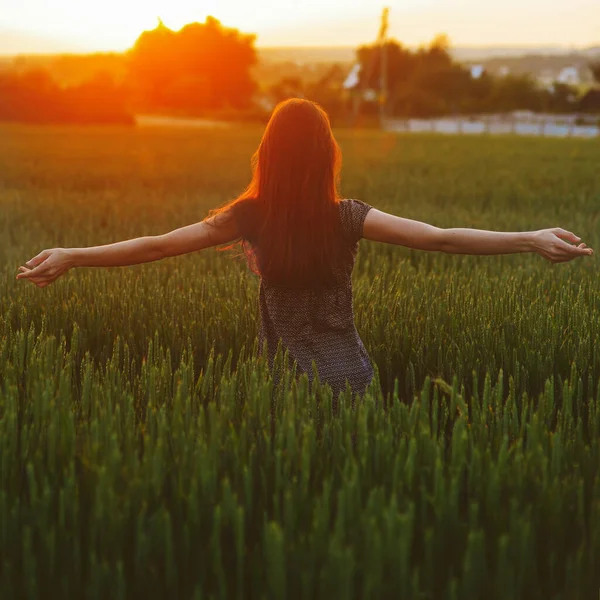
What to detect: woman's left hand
<box><xmin>16</xmin><ymin>248</ymin><xmax>75</xmax><ymax>288</ymax></box>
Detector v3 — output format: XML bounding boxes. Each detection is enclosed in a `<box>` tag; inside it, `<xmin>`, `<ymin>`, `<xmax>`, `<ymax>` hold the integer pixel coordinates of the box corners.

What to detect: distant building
<box><xmin>557</xmin><ymin>67</ymin><xmax>580</xmax><ymax>85</ymax></box>
<box><xmin>470</xmin><ymin>64</ymin><xmax>485</xmax><ymax>79</ymax></box>
<box><xmin>343</xmin><ymin>63</ymin><xmax>379</xmax><ymax>104</ymax></box>
<box><xmin>343</xmin><ymin>64</ymin><xmax>361</xmax><ymax>90</ymax></box>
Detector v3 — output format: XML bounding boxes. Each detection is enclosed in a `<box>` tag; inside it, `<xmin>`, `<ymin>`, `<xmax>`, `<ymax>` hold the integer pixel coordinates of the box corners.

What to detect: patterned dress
<box><xmin>244</xmin><ymin>198</ymin><xmax>375</xmax><ymax>397</ymax></box>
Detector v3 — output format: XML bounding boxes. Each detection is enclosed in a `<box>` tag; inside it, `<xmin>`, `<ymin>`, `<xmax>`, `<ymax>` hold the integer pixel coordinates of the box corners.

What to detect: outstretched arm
<box><xmin>16</xmin><ymin>211</ymin><xmax>239</xmax><ymax>287</ymax></box>
<box><xmin>362</xmin><ymin>208</ymin><xmax>593</xmax><ymax>263</ymax></box>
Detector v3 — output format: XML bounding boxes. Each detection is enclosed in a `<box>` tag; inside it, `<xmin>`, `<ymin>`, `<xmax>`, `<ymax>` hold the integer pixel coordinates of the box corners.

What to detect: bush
<box><xmin>0</xmin><ymin>69</ymin><xmax>134</xmax><ymax>125</ymax></box>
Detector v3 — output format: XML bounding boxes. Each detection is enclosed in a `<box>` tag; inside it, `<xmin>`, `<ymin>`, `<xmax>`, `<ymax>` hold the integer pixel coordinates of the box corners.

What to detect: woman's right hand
<box><xmin>532</xmin><ymin>228</ymin><xmax>594</xmax><ymax>263</ymax></box>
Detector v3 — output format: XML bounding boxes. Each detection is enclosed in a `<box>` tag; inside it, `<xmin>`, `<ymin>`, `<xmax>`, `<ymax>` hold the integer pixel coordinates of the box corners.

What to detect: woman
<box><xmin>17</xmin><ymin>98</ymin><xmax>593</xmax><ymax>397</ymax></box>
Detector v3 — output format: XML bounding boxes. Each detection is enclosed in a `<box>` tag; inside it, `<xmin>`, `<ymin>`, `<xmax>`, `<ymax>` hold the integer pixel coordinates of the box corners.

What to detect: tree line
<box><xmin>0</xmin><ymin>18</ymin><xmax>257</xmax><ymax>125</ymax></box>
<box><xmin>1</xmin><ymin>20</ymin><xmax>599</xmax><ymax>125</ymax></box>
<box><xmin>0</xmin><ymin>70</ymin><xmax>134</xmax><ymax>125</ymax></box>
<box><xmin>350</xmin><ymin>35</ymin><xmax>600</xmax><ymax>118</ymax></box>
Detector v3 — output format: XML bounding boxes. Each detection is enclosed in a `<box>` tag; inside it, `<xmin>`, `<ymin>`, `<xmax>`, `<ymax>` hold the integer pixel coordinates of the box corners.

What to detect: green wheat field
<box><xmin>1</xmin><ymin>124</ymin><xmax>600</xmax><ymax>599</ymax></box>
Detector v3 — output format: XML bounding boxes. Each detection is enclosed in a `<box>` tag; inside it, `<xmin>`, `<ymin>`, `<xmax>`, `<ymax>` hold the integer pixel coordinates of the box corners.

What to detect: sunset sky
<box><xmin>1</xmin><ymin>0</ymin><xmax>598</xmax><ymax>54</ymax></box>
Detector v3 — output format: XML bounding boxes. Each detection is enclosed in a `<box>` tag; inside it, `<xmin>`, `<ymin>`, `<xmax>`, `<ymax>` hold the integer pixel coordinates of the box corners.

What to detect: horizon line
<box><xmin>1</xmin><ymin>41</ymin><xmax>598</xmax><ymax>59</ymax></box>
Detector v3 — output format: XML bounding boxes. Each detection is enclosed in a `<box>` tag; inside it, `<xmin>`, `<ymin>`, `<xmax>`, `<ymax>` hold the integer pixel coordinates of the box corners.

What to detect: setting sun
<box><xmin>2</xmin><ymin>0</ymin><xmax>263</xmax><ymax>52</ymax></box>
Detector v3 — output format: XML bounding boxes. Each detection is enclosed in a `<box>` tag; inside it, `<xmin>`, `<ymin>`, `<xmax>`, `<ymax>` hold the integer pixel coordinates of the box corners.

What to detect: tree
<box><xmin>487</xmin><ymin>74</ymin><xmax>543</xmax><ymax>112</ymax></box>
<box><xmin>305</xmin><ymin>65</ymin><xmax>348</xmax><ymax>124</ymax></box>
<box><xmin>0</xmin><ymin>69</ymin><xmax>133</xmax><ymax>124</ymax></box>
<box><xmin>579</xmin><ymin>89</ymin><xmax>600</xmax><ymax>113</ymax></box>
<box><xmin>544</xmin><ymin>82</ymin><xmax>578</xmax><ymax>113</ymax></box>
<box><xmin>589</xmin><ymin>61</ymin><xmax>600</xmax><ymax>85</ymax></box>
<box><xmin>355</xmin><ymin>35</ymin><xmax>484</xmax><ymax>117</ymax></box>
<box><xmin>267</xmin><ymin>76</ymin><xmax>304</xmax><ymax>104</ymax></box>
<box><xmin>127</xmin><ymin>19</ymin><xmax>177</xmax><ymax>110</ymax></box>
<box><xmin>128</xmin><ymin>17</ymin><xmax>258</xmax><ymax>114</ymax></box>
<box><xmin>355</xmin><ymin>39</ymin><xmax>416</xmax><ymax>94</ymax></box>
<box><xmin>63</xmin><ymin>71</ymin><xmax>134</xmax><ymax>124</ymax></box>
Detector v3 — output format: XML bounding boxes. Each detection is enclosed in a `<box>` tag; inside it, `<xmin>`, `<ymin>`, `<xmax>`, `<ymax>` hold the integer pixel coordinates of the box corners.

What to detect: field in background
<box><xmin>1</xmin><ymin>125</ymin><xmax>600</xmax><ymax>598</ymax></box>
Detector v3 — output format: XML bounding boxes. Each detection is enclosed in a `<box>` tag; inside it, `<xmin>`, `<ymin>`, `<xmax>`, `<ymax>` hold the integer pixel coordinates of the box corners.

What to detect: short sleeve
<box><xmin>230</xmin><ymin>198</ymin><xmax>261</xmax><ymax>244</ymax></box>
<box><xmin>339</xmin><ymin>199</ymin><xmax>373</xmax><ymax>244</ymax></box>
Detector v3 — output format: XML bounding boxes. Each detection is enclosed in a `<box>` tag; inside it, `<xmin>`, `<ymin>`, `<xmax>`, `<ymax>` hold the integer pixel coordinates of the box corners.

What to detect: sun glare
<box><xmin>1</xmin><ymin>0</ymin><xmax>599</xmax><ymax>53</ymax></box>
<box><xmin>94</xmin><ymin>1</ymin><xmax>263</xmax><ymax>51</ymax></box>
<box><xmin>5</xmin><ymin>0</ymin><xmax>267</xmax><ymax>53</ymax></box>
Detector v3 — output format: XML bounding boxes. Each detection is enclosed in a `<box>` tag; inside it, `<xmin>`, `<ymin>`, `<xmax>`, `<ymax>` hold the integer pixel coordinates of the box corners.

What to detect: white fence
<box><xmin>384</xmin><ymin>115</ymin><xmax>599</xmax><ymax>138</ymax></box>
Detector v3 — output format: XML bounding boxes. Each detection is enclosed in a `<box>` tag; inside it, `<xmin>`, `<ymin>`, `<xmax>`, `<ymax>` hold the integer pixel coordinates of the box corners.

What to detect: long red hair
<box><xmin>209</xmin><ymin>98</ymin><xmax>349</xmax><ymax>288</ymax></box>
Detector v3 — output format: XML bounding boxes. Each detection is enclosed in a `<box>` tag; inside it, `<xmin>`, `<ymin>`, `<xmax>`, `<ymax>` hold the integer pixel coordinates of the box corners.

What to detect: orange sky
<box><xmin>1</xmin><ymin>0</ymin><xmax>599</xmax><ymax>54</ymax></box>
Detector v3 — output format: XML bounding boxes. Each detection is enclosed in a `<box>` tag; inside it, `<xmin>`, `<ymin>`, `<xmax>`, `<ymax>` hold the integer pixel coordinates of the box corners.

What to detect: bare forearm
<box><xmin>439</xmin><ymin>229</ymin><xmax>535</xmax><ymax>255</ymax></box>
<box><xmin>68</xmin><ymin>236</ymin><xmax>165</xmax><ymax>268</ymax></box>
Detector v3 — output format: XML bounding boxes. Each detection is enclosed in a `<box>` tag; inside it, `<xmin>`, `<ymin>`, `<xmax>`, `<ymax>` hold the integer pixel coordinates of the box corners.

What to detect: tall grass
<box><xmin>1</xmin><ymin>124</ymin><xmax>599</xmax><ymax>599</ymax></box>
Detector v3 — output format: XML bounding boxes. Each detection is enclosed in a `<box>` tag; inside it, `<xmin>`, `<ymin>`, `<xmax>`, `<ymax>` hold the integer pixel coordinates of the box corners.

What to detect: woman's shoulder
<box><xmin>338</xmin><ymin>198</ymin><xmax>374</xmax><ymax>222</ymax></box>
<box><xmin>338</xmin><ymin>198</ymin><xmax>373</xmax><ymax>243</ymax></box>
<box><xmin>339</xmin><ymin>198</ymin><xmax>371</xmax><ymax>208</ymax></box>
<box><xmin>230</xmin><ymin>197</ymin><xmax>262</xmax><ymax>241</ymax></box>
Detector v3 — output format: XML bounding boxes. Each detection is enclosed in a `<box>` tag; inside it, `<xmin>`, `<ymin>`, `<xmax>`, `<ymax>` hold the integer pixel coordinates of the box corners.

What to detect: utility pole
<box><xmin>349</xmin><ymin>7</ymin><xmax>390</xmax><ymax>127</ymax></box>
<box><xmin>379</xmin><ymin>7</ymin><xmax>390</xmax><ymax>128</ymax></box>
